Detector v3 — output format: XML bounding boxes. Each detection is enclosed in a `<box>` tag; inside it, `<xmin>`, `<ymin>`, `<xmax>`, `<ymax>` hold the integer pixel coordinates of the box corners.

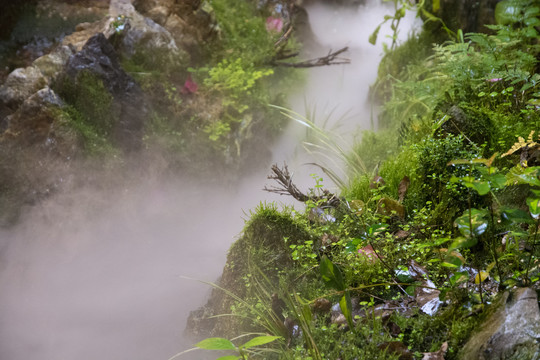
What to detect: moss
<box><xmin>54</xmin><ymin>71</ymin><xmax>120</xmax><ymax>156</ymax></box>
<box><xmin>189</xmin><ymin>203</ymin><xmax>313</xmax><ymax>337</ymax></box>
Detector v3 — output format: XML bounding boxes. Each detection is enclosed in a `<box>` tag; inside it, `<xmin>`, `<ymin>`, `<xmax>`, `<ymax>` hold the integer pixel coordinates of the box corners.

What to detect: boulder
<box><xmin>33</xmin><ymin>45</ymin><xmax>75</xmax><ymax>81</ymax></box>
<box><xmin>60</xmin><ymin>32</ymin><xmax>147</xmax><ymax>150</ymax></box>
<box><xmin>2</xmin><ymin>87</ymin><xmax>79</xmax><ymax>158</ymax></box>
<box><xmin>109</xmin><ymin>1</ymin><xmax>181</xmax><ymax>59</ymax></box>
<box><xmin>0</xmin><ymin>66</ymin><xmax>47</xmax><ymax>109</ymax></box>
<box><xmin>460</xmin><ymin>287</ymin><xmax>540</xmax><ymax>360</ymax></box>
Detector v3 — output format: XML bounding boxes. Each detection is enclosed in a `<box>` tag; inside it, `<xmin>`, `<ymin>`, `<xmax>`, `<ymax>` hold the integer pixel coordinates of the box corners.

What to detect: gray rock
<box><xmin>61</xmin><ymin>33</ymin><xmax>147</xmax><ymax>150</ymax></box>
<box><xmin>460</xmin><ymin>287</ymin><xmax>540</xmax><ymax>360</ymax></box>
<box><xmin>2</xmin><ymin>87</ymin><xmax>74</xmax><ymax>150</ymax></box>
<box><xmin>0</xmin><ymin>66</ymin><xmax>47</xmax><ymax>109</ymax></box>
<box><xmin>33</xmin><ymin>46</ymin><xmax>75</xmax><ymax>81</ymax></box>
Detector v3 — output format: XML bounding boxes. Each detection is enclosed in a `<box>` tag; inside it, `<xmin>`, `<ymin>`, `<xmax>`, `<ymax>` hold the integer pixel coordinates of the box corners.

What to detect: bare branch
<box><xmin>263</xmin><ymin>163</ymin><xmax>341</xmax><ymax>208</ymax></box>
<box><xmin>272</xmin><ymin>47</ymin><xmax>350</xmax><ymax>68</ymax></box>
<box><xmin>264</xmin><ymin>163</ymin><xmax>309</xmax><ymax>202</ymax></box>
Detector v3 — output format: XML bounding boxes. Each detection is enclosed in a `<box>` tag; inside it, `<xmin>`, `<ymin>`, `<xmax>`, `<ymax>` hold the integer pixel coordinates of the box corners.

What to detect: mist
<box><xmin>0</xmin><ymin>1</ymin><xmax>418</xmax><ymax>359</ymax></box>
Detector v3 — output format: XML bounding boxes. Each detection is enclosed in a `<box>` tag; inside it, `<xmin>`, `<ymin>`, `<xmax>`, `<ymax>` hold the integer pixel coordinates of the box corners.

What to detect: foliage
<box><xmin>55</xmin><ymin>71</ymin><xmax>118</xmax><ymax>155</ymax></box>
<box><xmin>188</xmin><ymin>2</ymin><xmax>540</xmax><ymax>360</ymax></box>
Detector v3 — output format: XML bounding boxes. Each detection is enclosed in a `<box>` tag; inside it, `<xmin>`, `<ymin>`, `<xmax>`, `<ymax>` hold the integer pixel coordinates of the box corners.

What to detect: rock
<box><xmin>33</xmin><ymin>45</ymin><xmax>75</xmax><ymax>81</ymax></box>
<box><xmin>377</xmin><ymin>197</ymin><xmax>405</xmax><ymax>219</ymax></box>
<box><xmin>0</xmin><ymin>66</ymin><xmax>47</xmax><ymax>109</ymax></box>
<box><xmin>460</xmin><ymin>287</ymin><xmax>540</xmax><ymax>360</ymax></box>
<box><xmin>109</xmin><ymin>1</ymin><xmax>183</xmax><ymax>62</ymax></box>
<box><xmin>60</xmin><ymin>33</ymin><xmax>147</xmax><ymax>150</ymax></box>
<box><xmin>62</xmin><ymin>17</ymin><xmax>115</xmax><ymax>51</ymax></box>
<box><xmin>2</xmin><ymin>87</ymin><xmax>79</xmax><ymax>157</ymax></box>
<box><xmin>133</xmin><ymin>0</ymin><xmax>213</xmax><ymax>57</ymax></box>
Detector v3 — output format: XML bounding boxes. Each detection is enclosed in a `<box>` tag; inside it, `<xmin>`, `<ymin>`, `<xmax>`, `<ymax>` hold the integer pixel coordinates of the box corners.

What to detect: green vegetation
<box><xmin>190</xmin><ymin>1</ymin><xmax>540</xmax><ymax>359</ymax></box>
<box><xmin>55</xmin><ymin>71</ymin><xmax>118</xmax><ymax>156</ymax></box>
<box><xmin>121</xmin><ymin>0</ymin><xmax>298</xmax><ymax>178</ymax></box>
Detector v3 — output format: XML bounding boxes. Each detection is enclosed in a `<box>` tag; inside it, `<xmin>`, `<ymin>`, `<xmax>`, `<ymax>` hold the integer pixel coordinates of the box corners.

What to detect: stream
<box><xmin>0</xmin><ymin>2</ymin><xmax>417</xmax><ymax>359</ymax></box>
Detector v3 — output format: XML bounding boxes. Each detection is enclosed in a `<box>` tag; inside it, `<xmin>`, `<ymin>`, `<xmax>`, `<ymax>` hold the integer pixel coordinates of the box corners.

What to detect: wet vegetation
<box><xmin>185</xmin><ymin>0</ymin><xmax>540</xmax><ymax>359</ymax></box>
<box><xmin>2</xmin><ymin>0</ymin><xmax>540</xmax><ymax>359</ymax></box>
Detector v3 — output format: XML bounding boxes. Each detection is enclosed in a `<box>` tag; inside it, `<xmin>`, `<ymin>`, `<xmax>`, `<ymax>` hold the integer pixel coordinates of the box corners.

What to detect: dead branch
<box><xmin>272</xmin><ymin>47</ymin><xmax>350</xmax><ymax>68</ymax></box>
<box><xmin>264</xmin><ymin>163</ymin><xmax>309</xmax><ymax>202</ymax></box>
<box><xmin>263</xmin><ymin>163</ymin><xmax>341</xmax><ymax>208</ymax></box>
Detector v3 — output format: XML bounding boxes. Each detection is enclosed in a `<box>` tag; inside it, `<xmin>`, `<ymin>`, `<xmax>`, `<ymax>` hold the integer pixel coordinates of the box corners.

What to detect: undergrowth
<box><xmin>187</xmin><ymin>1</ymin><xmax>540</xmax><ymax>359</ymax></box>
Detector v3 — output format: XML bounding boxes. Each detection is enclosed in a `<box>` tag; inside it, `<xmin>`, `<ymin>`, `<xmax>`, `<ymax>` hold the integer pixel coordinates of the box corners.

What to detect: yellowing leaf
<box><xmin>475</xmin><ymin>271</ymin><xmax>489</xmax><ymax>284</ymax></box>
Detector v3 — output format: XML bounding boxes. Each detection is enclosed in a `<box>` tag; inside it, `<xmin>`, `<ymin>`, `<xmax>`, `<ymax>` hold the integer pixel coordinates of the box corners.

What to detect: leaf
<box><xmin>358</xmin><ymin>244</ymin><xmax>379</xmax><ymax>263</ymax></box>
<box><xmin>454</xmin><ymin>209</ymin><xmax>489</xmax><ymax>238</ymax></box>
<box><xmin>432</xmin><ymin>0</ymin><xmax>440</xmax><ymax>12</ymax></box>
<box><xmin>367</xmin><ymin>223</ymin><xmax>389</xmax><ymax>236</ymax></box>
<box><xmin>475</xmin><ymin>271</ymin><xmax>489</xmax><ymax>284</ymax></box>
<box><xmin>196</xmin><ymin>338</ymin><xmax>236</xmax><ymax>351</ymax></box>
<box><xmin>398</xmin><ymin>176</ymin><xmax>410</xmax><ymax>202</ymax></box>
<box><xmin>241</xmin><ymin>336</ymin><xmax>281</xmax><ymax>349</ymax></box>
<box><xmin>339</xmin><ymin>292</ymin><xmax>354</xmax><ymax>329</ymax></box>
<box><xmin>506</xmin><ymin>166</ymin><xmax>540</xmax><ymax>186</ymax></box>
<box><xmin>369</xmin><ymin>25</ymin><xmax>381</xmax><ymax>45</ymax></box>
<box><xmin>216</xmin><ymin>356</ymin><xmax>240</xmax><ymax>360</ymax></box>
<box><xmin>527</xmin><ymin>197</ymin><xmax>540</xmax><ymax>219</ymax></box>
<box><xmin>449</xmin><ymin>271</ymin><xmax>469</xmax><ymax>286</ymax></box>
<box><xmin>320</xmin><ymin>256</ymin><xmax>345</xmax><ymax>291</ymax></box>
<box><xmin>501</xmin><ymin>207</ymin><xmax>534</xmax><ymax>224</ymax></box>
<box><xmin>449</xmin><ymin>236</ymin><xmax>478</xmax><ymax>251</ymax></box>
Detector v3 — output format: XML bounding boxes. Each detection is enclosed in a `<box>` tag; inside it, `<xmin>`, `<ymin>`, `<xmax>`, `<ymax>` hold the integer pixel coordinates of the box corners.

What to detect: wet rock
<box><xmin>2</xmin><ymin>86</ymin><xmax>79</xmax><ymax>157</ymax></box>
<box><xmin>0</xmin><ymin>66</ymin><xmax>47</xmax><ymax>109</ymax></box>
<box><xmin>109</xmin><ymin>1</ymin><xmax>185</xmax><ymax>64</ymax></box>
<box><xmin>312</xmin><ymin>297</ymin><xmax>332</xmax><ymax>313</ymax></box>
<box><xmin>460</xmin><ymin>287</ymin><xmax>540</xmax><ymax>360</ymax></box>
<box><xmin>33</xmin><ymin>45</ymin><xmax>75</xmax><ymax>81</ymax></box>
<box><xmin>133</xmin><ymin>0</ymin><xmax>212</xmax><ymax>57</ymax></box>
<box><xmin>60</xmin><ymin>32</ymin><xmax>147</xmax><ymax>150</ymax></box>
<box><xmin>61</xmin><ymin>16</ymin><xmax>115</xmax><ymax>51</ymax></box>
<box><xmin>3</xmin><ymin>87</ymin><xmax>63</xmax><ymax>141</ymax></box>
<box><xmin>377</xmin><ymin>197</ymin><xmax>405</xmax><ymax>219</ymax></box>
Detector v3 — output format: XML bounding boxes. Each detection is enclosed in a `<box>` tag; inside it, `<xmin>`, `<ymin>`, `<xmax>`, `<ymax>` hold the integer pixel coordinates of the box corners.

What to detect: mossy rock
<box><xmin>186</xmin><ymin>203</ymin><xmax>312</xmax><ymax>338</ymax></box>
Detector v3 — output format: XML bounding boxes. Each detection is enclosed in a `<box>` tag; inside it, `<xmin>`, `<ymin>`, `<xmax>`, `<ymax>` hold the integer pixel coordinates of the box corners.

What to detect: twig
<box><xmin>263</xmin><ymin>163</ymin><xmax>340</xmax><ymax>207</ymax></box>
<box><xmin>272</xmin><ymin>47</ymin><xmax>350</xmax><ymax>68</ymax></box>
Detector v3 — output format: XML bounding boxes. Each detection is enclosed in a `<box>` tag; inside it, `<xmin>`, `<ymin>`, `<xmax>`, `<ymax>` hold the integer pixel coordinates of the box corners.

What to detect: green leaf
<box><xmin>340</xmin><ymin>292</ymin><xmax>354</xmax><ymax>329</ymax></box>
<box><xmin>475</xmin><ymin>271</ymin><xmax>489</xmax><ymax>284</ymax></box>
<box><xmin>488</xmin><ymin>172</ymin><xmax>507</xmax><ymax>190</ymax></box>
<box><xmin>196</xmin><ymin>338</ymin><xmax>236</xmax><ymax>351</ymax></box>
<box><xmin>507</xmin><ymin>167</ymin><xmax>540</xmax><ymax>186</ymax></box>
<box><xmin>241</xmin><ymin>336</ymin><xmax>281</xmax><ymax>349</ymax></box>
<box><xmin>501</xmin><ymin>207</ymin><xmax>534</xmax><ymax>224</ymax></box>
<box><xmin>449</xmin><ymin>271</ymin><xmax>469</xmax><ymax>286</ymax></box>
<box><xmin>216</xmin><ymin>357</ymin><xmax>240</xmax><ymax>360</ymax></box>
<box><xmin>345</xmin><ymin>238</ymin><xmax>362</xmax><ymax>253</ymax></box>
<box><xmin>320</xmin><ymin>256</ymin><xmax>345</xmax><ymax>291</ymax></box>
<box><xmin>369</xmin><ymin>25</ymin><xmax>381</xmax><ymax>45</ymax></box>
<box><xmin>454</xmin><ymin>209</ymin><xmax>489</xmax><ymax>238</ymax></box>
<box><xmin>449</xmin><ymin>236</ymin><xmax>478</xmax><ymax>251</ymax></box>
<box><xmin>527</xmin><ymin>197</ymin><xmax>540</xmax><ymax>219</ymax></box>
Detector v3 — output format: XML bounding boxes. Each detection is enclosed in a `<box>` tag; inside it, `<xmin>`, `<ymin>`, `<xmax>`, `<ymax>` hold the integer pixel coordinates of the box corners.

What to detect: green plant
<box><xmin>272</xmin><ymin>105</ymin><xmax>367</xmax><ymax>190</ymax></box>
<box><xmin>189</xmin><ymin>335</ymin><xmax>282</xmax><ymax>360</ymax></box>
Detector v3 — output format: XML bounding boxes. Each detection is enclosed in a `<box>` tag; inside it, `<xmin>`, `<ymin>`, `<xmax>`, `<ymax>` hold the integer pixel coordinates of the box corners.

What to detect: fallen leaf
<box><xmin>398</xmin><ymin>176</ymin><xmax>410</xmax><ymax>202</ymax></box>
<box><xmin>422</xmin><ymin>341</ymin><xmax>448</xmax><ymax>360</ymax></box>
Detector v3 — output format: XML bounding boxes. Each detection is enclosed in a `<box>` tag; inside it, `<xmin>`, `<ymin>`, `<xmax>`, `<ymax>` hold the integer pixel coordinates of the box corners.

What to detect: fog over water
<box><xmin>0</xmin><ymin>1</ymin><xmax>418</xmax><ymax>359</ymax></box>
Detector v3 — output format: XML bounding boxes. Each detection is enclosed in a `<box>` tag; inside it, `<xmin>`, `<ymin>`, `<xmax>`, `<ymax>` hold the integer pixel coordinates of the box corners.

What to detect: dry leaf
<box><xmin>422</xmin><ymin>341</ymin><xmax>448</xmax><ymax>360</ymax></box>
<box><xmin>398</xmin><ymin>176</ymin><xmax>410</xmax><ymax>202</ymax></box>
